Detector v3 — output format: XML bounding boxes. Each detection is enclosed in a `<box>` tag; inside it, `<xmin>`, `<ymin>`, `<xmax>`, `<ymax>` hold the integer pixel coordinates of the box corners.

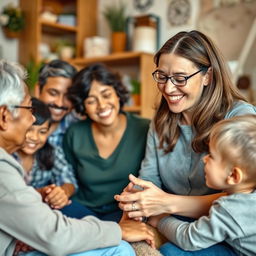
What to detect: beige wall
<box><xmin>0</xmin><ymin>0</ymin><xmax>255</xmax><ymax>95</ymax></box>
<box><xmin>0</xmin><ymin>0</ymin><xmax>19</xmax><ymax>61</ymax></box>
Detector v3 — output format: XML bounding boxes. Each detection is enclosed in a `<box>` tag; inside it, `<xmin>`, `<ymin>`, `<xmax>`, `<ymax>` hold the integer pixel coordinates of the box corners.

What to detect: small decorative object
<box><xmin>59</xmin><ymin>46</ymin><xmax>74</xmax><ymax>60</ymax></box>
<box><xmin>131</xmin><ymin>78</ymin><xmax>141</xmax><ymax>106</ymax></box>
<box><xmin>0</xmin><ymin>3</ymin><xmax>25</xmax><ymax>38</ymax></box>
<box><xmin>55</xmin><ymin>39</ymin><xmax>75</xmax><ymax>60</ymax></box>
<box><xmin>84</xmin><ymin>36</ymin><xmax>109</xmax><ymax>58</ymax></box>
<box><xmin>127</xmin><ymin>14</ymin><xmax>160</xmax><ymax>53</ymax></box>
<box><xmin>167</xmin><ymin>0</ymin><xmax>191</xmax><ymax>26</ymax></box>
<box><xmin>103</xmin><ymin>1</ymin><xmax>127</xmax><ymax>53</ymax></box>
<box><xmin>40</xmin><ymin>11</ymin><xmax>58</xmax><ymax>23</ymax></box>
<box><xmin>134</xmin><ymin>0</ymin><xmax>154</xmax><ymax>12</ymax></box>
<box><xmin>58</xmin><ymin>14</ymin><xmax>76</xmax><ymax>26</ymax></box>
<box><xmin>39</xmin><ymin>43</ymin><xmax>51</xmax><ymax>60</ymax></box>
<box><xmin>237</xmin><ymin>75</ymin><xmax>254</xmax><ymax>102</ymax></box>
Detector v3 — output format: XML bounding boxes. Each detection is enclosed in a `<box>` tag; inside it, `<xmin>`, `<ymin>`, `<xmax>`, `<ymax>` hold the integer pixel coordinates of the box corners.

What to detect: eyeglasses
<box><xmin>152</xmin><ymin>68</ymin><xmax>206</xmax><ymax>87</ymax></box>
<box><xmin>11</xmin><ymin>105</ymin><xmax>35</xmax><ymax>113</ymax></box>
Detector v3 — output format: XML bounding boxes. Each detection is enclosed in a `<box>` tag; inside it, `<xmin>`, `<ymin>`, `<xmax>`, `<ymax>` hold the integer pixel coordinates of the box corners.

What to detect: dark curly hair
<box><xmin>68</xmin><ymin>63</ymin><xmax>129</xmax><ymax>116</ymax></box>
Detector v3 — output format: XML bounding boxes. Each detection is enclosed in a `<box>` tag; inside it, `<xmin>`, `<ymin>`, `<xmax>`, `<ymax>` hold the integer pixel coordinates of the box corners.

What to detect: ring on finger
<box><xmin>132</xmin><ymin>202</ymin><xmax>137</xmax><ymax>211</ymax></box>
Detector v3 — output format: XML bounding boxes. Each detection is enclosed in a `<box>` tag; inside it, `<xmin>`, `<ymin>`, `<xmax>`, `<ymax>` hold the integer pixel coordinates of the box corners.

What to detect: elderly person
<box><xmin>0</xmin><ymin>60</ymin><xmax>154</xmax><ymax>256</ymax></box>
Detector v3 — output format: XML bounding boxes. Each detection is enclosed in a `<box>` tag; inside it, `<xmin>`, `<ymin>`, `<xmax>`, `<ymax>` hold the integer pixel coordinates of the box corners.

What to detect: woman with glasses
<box><xmin>115</xmin><ymin>30</ymin><xmax>256</xmax><ymax>255</ymax></box>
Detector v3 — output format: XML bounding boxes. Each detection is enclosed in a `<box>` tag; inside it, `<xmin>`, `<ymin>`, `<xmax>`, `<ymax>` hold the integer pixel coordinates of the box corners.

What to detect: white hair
<box><xmin>0</xmin><ymin>59</ymin><xmax>27</xmax><ymax>117</ymax></box>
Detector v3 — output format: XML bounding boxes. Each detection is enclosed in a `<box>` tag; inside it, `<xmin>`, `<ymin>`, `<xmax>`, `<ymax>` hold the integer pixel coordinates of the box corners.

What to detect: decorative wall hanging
<box><xmin>134</xmin><ymin>0</ymin><xmax>154</xmax><ymax>12</ymax></box>
<box><xmin>167</xmin><ymin>0</ymin><xmax>191</xmax><ymax>26</ymax></box>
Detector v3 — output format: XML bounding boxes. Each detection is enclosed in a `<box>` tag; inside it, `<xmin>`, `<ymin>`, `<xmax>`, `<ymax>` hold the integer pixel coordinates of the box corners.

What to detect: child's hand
<box><xmin>43</xmin><ymin>184</ymin><xmax>70</xmax><ymax>209</ymax></box>
<box><xmin>147</xmin><ymin>214</ymin><xmax>169</xmax><ymax>228</ymax></box>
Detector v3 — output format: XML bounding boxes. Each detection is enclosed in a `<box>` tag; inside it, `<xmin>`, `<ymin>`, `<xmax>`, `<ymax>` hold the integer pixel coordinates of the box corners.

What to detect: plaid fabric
<box><xmin>15</xmin><ymin>146</ymin><xmax>78</xmax><ymax>190</ymax></box>
<box><xmin>48</xmin><ymin>111</ymin><xmax>79</xmax><ymax>147</ymax></box>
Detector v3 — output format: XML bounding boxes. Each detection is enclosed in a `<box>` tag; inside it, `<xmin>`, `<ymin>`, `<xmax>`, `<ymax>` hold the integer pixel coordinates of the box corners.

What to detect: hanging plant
<box><xmin>0</xmin><ymin>3</ymin><xmax>25</xmax><ymax>38</ymax></box>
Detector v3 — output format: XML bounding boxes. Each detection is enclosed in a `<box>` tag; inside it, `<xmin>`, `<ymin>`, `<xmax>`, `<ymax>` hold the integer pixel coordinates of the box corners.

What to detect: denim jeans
<box><xmin>61</xmin><ymin>200</ymin><xmax>123</xmax><ymax>222</ymax></box>
<box><xmin>20</xmin><ymin>240</ymin><xmax>135</xmax><ymax>256</ymax></box>
<box><xmin>159</xmin><ymin>242</ymin><xmax>238</xmax><ymax>256</ymax></box>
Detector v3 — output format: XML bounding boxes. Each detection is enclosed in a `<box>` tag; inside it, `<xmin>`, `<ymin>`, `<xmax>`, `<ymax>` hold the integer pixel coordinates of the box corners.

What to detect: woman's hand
<box><xmin>119</xmin><ymin>212</ymin><xmax>156</xmax><ymax>249</ymax></box>
<box><xmin>115</xmin><ymin>174</ymin><xmax>170</xmax><ymax>218</ymax></box>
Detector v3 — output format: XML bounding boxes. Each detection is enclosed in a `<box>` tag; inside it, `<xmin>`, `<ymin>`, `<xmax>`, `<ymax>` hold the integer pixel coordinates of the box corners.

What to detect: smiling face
<box><xmin>38</xmin><ymin>76</ymin><xmax>72</xmax><ymax>122</ymax></box>
<box><xmin>20</xmin><ymin>120</ymin><xmax>50</xmax><ymax>155</ymax></box>
<box><xmin>157</xmin><ymin>53</ymin><xmax>209</xmax><ymax>124</ymax></box>
<box><xmin>6</xmin><ymin>85</ymin><xmax>36</xmax><ymax>153</ymax></box>
<box><xmin>84</xmin><ymin>80</ymin><xmax>120</xmax><ymax>127</ymax></box>
<box><xmin>203</xmin><ymin>141</ymin><xmax>231</xmax><ymax>190</ymax></box>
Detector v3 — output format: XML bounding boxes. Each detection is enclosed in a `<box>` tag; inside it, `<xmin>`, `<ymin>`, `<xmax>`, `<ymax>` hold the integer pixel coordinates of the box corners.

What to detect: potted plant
<box><xmin>0</xmin><ymin>3</ymin><xmax>25</xmax><ymax>38</ymax></box>
<box><xmin>102</xmin><ymin>1</ymin><xmax>127</xmax><ymax>53</ymax></box>
<box><xmin>130</xmin><ymin>78</ymin><xmax>141</xmax><ymax>106</ymax></box>
<box><xmin>25</xmin><ymin>59</ymin><xmax>44</xmax><ymax>94</ymax></box>
<box><xmin>54</xmin><ymin>39</ymin><xmax>75</xmax><ymax>60</ymax></box>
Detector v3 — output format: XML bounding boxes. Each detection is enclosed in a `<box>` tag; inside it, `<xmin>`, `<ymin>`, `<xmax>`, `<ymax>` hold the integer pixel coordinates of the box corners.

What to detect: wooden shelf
<box><xmin>40</xmin><ymin>19</ymin><xmax>78</xmax><ymax>32</ymax></box>
<box><xmin>18</xmin><ymin>0</ymin><xmax>158</xmax><ymax>119</ymax></box>
<box><xmin>19</xmin><ymin>0</ymin><xmax>97</xmax><ymax>64</ymax></box>
<box><xmin>124</xmin><ymin>105</ymin><xmax>141</xmax><ymax>112</ymax></box>
<box><xmin>71</xmin><ymin>52</ymin><xmax>153</xmax><ymax>66</ymax></box>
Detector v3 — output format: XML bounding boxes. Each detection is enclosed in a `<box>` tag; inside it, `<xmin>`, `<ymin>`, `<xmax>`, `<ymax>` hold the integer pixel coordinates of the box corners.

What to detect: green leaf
<box><xmin>102</xmin><ymin>1</ymin><xmax>127</xmax><ymax>32</ymax></box>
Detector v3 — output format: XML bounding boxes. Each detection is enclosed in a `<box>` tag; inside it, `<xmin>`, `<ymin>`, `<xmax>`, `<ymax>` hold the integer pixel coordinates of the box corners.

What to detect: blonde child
<box><xmin>149</xmin><ymin>114</ymin><xmax>256</xmax><ymax>256</ymax></box>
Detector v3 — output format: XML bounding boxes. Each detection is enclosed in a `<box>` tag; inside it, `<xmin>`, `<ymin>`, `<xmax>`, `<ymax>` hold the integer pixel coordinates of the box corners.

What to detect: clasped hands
<box><xmin>116</xmin><ymin>174</ymin><xmax>170</xmax><ymax>249</ymax></box>
<box><xmin>115</xmin><ymin>174</ymin><xmax>169</xmax><ymax>220</ymax></box>
<box><xmin>37</xmin><ymin>184</ymin><xmax>70</xmax><ymax>209</ymax></box>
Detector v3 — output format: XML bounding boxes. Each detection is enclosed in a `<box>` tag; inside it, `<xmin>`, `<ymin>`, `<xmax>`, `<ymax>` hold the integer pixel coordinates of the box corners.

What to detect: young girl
<box><xmin>15</xmin><ymin>97</ymin><xmax>78</xmax><ymax>209</ymax></box>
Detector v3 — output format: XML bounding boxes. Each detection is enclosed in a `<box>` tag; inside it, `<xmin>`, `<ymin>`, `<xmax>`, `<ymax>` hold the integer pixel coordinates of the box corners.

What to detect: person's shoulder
<box><xmin>0</xmin><ymin>147</ymin><xmax>12</xmax><ymax>161</ymax></box>
<box><xmin>226</xmin><ymin>101</ymin><xmax>256</xmax><ymax>118</ymax></box>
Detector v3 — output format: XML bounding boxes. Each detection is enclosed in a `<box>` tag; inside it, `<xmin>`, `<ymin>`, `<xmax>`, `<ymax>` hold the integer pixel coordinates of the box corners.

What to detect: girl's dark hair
<box><xmin>68</xmin><ymin>63</ymin><xmax>129</xmax><ymax>116</ymax></box>
<box><xmin>153</xmin><ymin>30</ymin><xmax>246</xmax><ymax>153</ymax></box>
<box><xmin>32</xmin><ymin>97</ymin><xmax>54</xmax><ymax>170</ymax></box>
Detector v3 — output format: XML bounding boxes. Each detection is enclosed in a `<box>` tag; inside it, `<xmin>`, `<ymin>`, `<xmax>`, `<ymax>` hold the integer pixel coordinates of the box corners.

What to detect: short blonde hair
<box><xmin>210</xmin><ymin>114</ymin><xmax>256</xmax><ymax>177</ymax></box>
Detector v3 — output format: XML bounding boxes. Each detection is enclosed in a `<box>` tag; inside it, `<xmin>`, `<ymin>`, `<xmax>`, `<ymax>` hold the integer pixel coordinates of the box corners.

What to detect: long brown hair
<box><xmin>153</xmin><ymin>30</ymin><xmax>246</xmax><ymax>153</ymax></box>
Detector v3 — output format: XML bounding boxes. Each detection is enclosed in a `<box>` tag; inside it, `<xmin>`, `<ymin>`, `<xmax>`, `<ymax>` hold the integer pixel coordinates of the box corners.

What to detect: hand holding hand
<box><xmin>119</xmin><ymin>212</ymin><xmax>156</xmax><ymax>249</ymax></box>
<box><xmin>115</xmin><ymin>174</ymin><xmax>169</xmax><ymax>218</ymax></box>
<box><xmin>42</xmin><ymin>184</ymin><xmax>70</xmax><ymax>209</ymax></box>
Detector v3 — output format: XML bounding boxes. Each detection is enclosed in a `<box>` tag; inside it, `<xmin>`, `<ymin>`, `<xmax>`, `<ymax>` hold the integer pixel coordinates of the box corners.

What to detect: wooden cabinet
<box><xmin>19</xmin><ymin>0</ymin><xmax>97</xmax><ymax>65</ymax></box>
<box><xmin>18</xmin><ymin>0</ymin><xmax>158</xmax><ymax>119</ymax></box>
<box><xmin>71</xmin><ymin>52</ymin><xmax>159</xmax><ymax>119</ymax></box>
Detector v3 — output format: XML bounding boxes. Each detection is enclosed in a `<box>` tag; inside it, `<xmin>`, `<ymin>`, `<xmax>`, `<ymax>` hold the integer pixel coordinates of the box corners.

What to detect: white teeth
<box><xmin>52</xmin><ymin>109</ymin><xmax>63</xmax><ymax>114</ymax></box>
<box><xmin>170</xmin><ymin>95</ymin><xmax>183</xmax><ymax>101</ymax></box>
<box><xmin>98</xmin><ymin>109</ymin><xmax>112</xmax><ymax>117</ymax></box>
<box><xmin>26</xmin><ymin>143</ymin><xmax>37</xmax><ymax>148</ymax></box>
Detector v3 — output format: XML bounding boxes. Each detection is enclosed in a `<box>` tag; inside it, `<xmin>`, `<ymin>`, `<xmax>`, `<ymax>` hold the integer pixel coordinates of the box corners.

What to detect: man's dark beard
<box><xmin>47</xmin><ymin>104</ymin><xmax>69</xmax><ymax>111</ymax></box>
